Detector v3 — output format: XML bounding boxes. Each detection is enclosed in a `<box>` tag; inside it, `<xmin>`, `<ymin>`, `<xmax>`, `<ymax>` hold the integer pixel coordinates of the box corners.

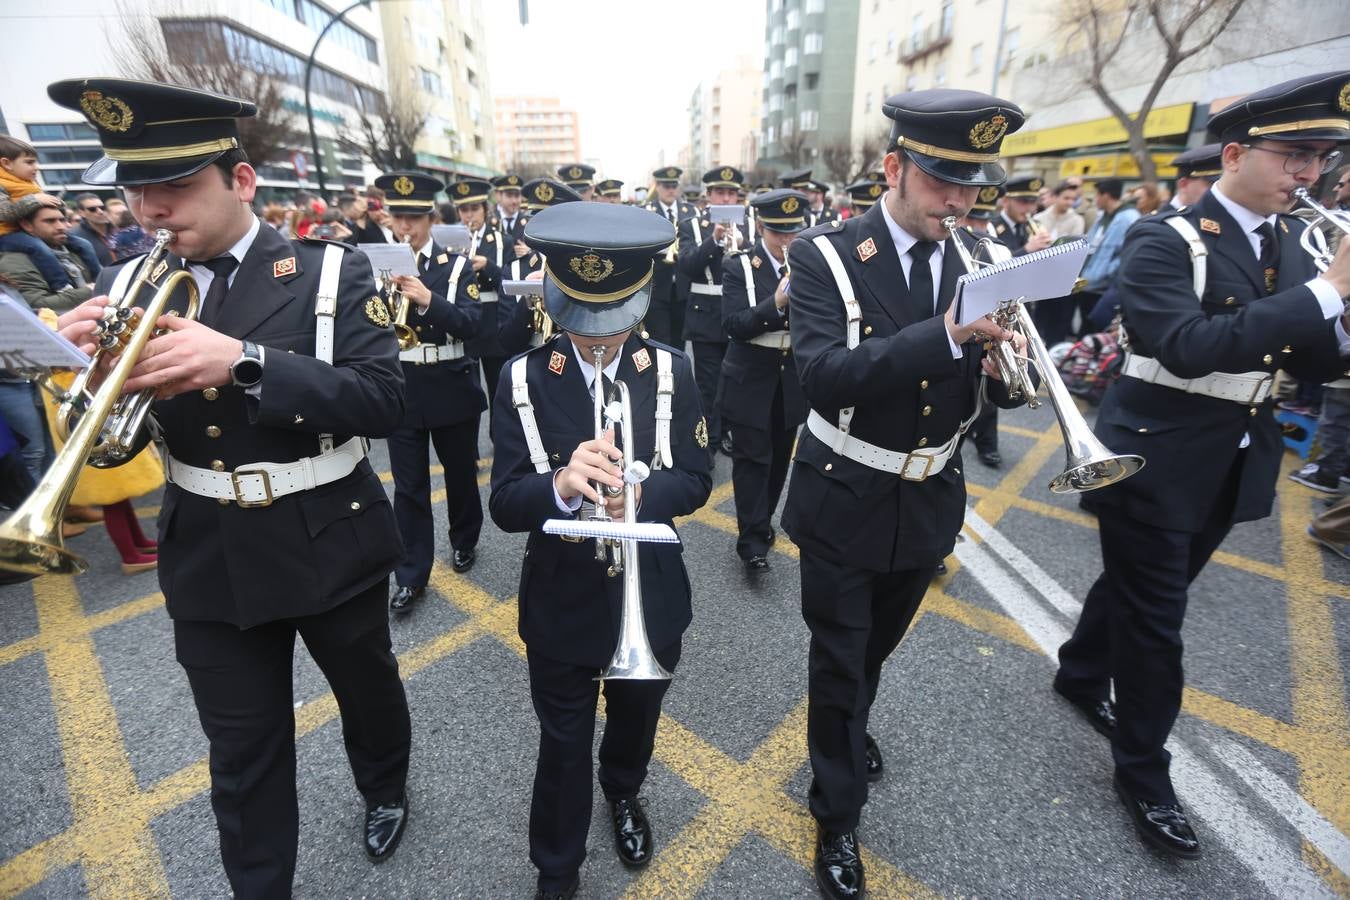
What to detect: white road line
<box><xmin>1206</xmin><ymin>732</ymin><xmax>1350</xmax><ymax>878</ymax></box>
<box><xmin>963</xmin><ymin>510</ymin><xmax>1082</xmax><ymax>619</ymax></box>
<box><xmin>956</xmin><ymin>510</ymin><xmax>1337</xmax><ymax>895</ymax></box>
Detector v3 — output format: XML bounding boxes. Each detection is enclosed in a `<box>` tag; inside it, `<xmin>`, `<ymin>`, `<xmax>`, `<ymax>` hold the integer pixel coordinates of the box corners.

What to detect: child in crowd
<box><xmin>0</xmin><ymin>135</ymin><xmax>102</xmax><ymax>288</ymax></box>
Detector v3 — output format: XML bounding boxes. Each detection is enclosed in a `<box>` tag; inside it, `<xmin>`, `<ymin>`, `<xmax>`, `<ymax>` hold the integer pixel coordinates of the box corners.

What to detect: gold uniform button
<box><xmin>1224</xmin><ymin>296</ymin><xmax>1235</xmax><ymax>305</ymax></box>
<box><xmin>864</xmin><ymin>325</ymin><xmax>873</xmax><ymax>335</ymax></box>
<box><xmin>350</xmin><ymin>501</ymin><xmax>361</xmax><ymax>511</ymax></box>
<box><xmin>920</xmin><ymin>379</ymin><xmax>929</xmax><ymax>390</ymax></box>
<box><xmin>1138</xmin><ymin>427</ymin><xmax>1149</xmax><ymax>433</ymax></box>
<box><xmin>1282</xmin><ymin>345</ymin><xmax>1292</xmax><ymax>354</ymax></box>
<box><xmin>1262</xmin><ymin>354</ymin><xmax>1273</xmax><ymax>365</ymax></box>
<box><xmin>205</xmin><ymin>425</ymin><xmax>221</xmax><ymax>438</ymax></box>
<box><xmin>202</xmin><ymin>387</ymin><xmax>219</xmax><ymax>401</ymax></box>
<box><xmin>917</xmin><ymin>437</ymin><xmax>928</xmax><ymax>448</ymax></box>
<box><xmin>1249</xmin><ymin>407</ymin><xmax>1258</xmax><ymax>417</ymax></box>
<box><xmin>210</xmin><ymin>460</ymin><xmax>225</xmax><ymax>471</ymax></box>
<box><xmin>921</xmin><ymin>405</ymin><xmax>932</xmax><ymax>416</ymax></box>
<box><xmin>824</xmin><ymin>463</ymin><xmax>833</xmax><ymax>471</ymax></box>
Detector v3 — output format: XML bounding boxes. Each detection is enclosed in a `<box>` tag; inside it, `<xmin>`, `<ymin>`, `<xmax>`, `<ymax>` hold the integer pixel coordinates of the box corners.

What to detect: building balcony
<box><xmin>899</xmin><ymin>22</ymin><xmax>952</xmax><ymax>64</ymax></box>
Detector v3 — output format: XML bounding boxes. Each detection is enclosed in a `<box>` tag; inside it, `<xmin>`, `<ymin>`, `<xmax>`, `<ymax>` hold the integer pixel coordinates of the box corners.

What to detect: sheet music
<box><xmin>501</xmin><ymin>280</ymin><xmax>545</xmax><ymax>297</ymax></box>
<box><xmin>956</xmin><ymin>240</ymin><xmax>1090</xmax><ymax>326</ymax></box>
<box><xmin>0</xmin><ymin>289</ymin><xmax>92</xmax><ymax>369</ymax></box>
<box><xmin>431</xmin><ymin>224</ymin><xmax>472</xmax><ymax>256</ymax></box>
<box><xmin>708</xmin><ymin>204</ymin><xmax>746</xmax><ymax>225</ymax></box>
<box><xmin>542</xmin><ymin>519</ymin><xmax>680</xmax><ymax>544</ymax></box>
<box><xmin>357</xmin><ymin>242</ymin><xmax>418</xmax><ymax>277</ymax></box>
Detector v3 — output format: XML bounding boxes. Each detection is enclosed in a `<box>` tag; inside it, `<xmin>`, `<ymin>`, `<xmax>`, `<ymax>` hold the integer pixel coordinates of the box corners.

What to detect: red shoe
<box><xmin>120</xmin><ymin>554</ymin><xmax>158</xmax><ymax>575</ymax></box>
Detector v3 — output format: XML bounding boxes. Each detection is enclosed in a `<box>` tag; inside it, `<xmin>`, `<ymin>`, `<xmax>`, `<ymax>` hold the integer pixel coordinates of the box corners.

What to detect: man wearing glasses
<box><xmin>70</xmin><ymin>191</ymin><xmax>115</xmax><ymax>266</ymax></box>
<box><xmin>1055</xmin><ymin>71</ymin><xmax>1350</xmax><ymax>860</ymax></box>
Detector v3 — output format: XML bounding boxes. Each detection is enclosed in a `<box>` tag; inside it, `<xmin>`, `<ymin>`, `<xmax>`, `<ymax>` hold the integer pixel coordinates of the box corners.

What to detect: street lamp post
<box><xmin>304</xmin><ymin>0</ymin><xmax>372</xmax><ymax>197</ymax></box>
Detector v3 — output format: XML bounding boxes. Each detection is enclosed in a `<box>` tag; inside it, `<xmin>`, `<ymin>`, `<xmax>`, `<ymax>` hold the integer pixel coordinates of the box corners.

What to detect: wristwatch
<box><xmin>230</xmin><ymin>340</ymin><xmax>264</xmax><ymax>388</ymax></box>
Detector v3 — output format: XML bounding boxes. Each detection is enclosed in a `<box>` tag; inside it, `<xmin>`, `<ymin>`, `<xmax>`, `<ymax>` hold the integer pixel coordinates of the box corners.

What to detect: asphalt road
<box><xmin>1</xmin><ymin>398</ymin><xmax>1347</xmax><ymax>899</ymax></box>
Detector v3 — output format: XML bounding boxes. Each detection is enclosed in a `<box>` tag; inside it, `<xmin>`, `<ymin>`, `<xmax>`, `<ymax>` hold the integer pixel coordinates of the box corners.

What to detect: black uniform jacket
<box><xmin>488</xmin><ymin>334</ymin><xmax>712</xmax><ymax>668</ymax></box>
<box><xmin>781</xmin><ymin>202</ymin><xmax>1022</xmax><ymax>571</ymax></box>
<box><xmin>465</xmin><ymin>226</ymin><xmax>509</xmax><ymax>359</ymax></box>
<box><xmin>491</xmin><ymin>210</ymin><xmax>529</xmax><ymax>260</ymax></box>
<box><xmin>676</xmin><ymin>213</ymin><xmax>731</xmax><ymax>342</ymax></box>
<box><xmin>719</xmin><ymin>240</ymin><xmax>806</xmax><ymax>430</ymax></box>
<box><xmin>646</xmin><ymin>200</ymin><xmax>697</xmax><ymax>293</ymax></box>
<box><xmin>1092</xmin><ymin>191</ymin><xmax>1347</xmax><ymax>531</ymax></box>
<box><xmin>95</xmin><ymin>223</ymin><xmax>406</xmax><ymax>627</ymax></box>
<box><xmin>395</xmin><ymin>240</ymin><xmax>484</xmax><ymax>429</ymax></box>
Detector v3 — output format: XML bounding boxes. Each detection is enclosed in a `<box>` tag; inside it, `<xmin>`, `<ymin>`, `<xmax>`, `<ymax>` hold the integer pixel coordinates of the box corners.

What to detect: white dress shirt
<box><xmin>187</xmin><ymin>215</ymin><xmax>264</xmax><ymax>395</ymax></box>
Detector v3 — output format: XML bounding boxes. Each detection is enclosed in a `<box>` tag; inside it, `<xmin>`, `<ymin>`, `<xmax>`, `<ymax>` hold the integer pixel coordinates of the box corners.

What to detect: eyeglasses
<box><xmin>81</xmin><ymin>204</ymin><xmax>105</xmax><ymax>212</ymax></box>
<box><xmin>1241</xmin><ymin>144</ymin><xmax>1343</xmax><ymax>176</ymax></box>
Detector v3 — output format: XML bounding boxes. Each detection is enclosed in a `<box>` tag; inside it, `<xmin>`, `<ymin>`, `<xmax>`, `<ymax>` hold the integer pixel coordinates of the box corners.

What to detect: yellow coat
<box><xmin>42</xmin><ymin>371</ymin><xmax>165</xmax><ymax>506</ymax></box>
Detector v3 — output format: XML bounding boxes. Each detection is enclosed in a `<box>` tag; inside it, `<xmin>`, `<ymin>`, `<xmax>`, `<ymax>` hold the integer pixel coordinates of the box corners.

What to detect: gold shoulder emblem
<box><xmin>150</xmin><ymin>260</ymin><xmax>169</xmax><ymax>283</ymax></box>
<box><xmin>486</xmin><ymin>232</ymin><xmax>495</xmax><ymax>243</ymax></box>
<box><xmin>694</xmin><ymin>417</ymin><xmax>709</xmax><ymax>449</ymax></box>
<box><xmin>467</xmin><ymin>283</ymin><xmax>480</xmax><ymax>300</ymax></box>
<box><xmin>364</xmin><ymin>297</ymin><xmax>391</xmax><ymax>328</ymax></box>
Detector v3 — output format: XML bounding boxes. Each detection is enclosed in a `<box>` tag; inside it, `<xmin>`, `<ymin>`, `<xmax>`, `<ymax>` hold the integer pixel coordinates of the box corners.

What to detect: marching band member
<box><xmin>454</xmin><ymin>177</ymin><xmax>511</xmax><ymax>410</ymax></box>
<box><xmin>644</xmin><ymin>166</ymin><xmax>696</xmax><ymax>346</ymax></box>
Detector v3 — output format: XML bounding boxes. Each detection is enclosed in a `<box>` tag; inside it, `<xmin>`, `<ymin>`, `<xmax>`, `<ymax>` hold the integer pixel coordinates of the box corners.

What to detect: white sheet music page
<box><xmin>956</xmin><ymin>240</ymin><xmax>1090</xmax><ymax>326</ymax></box>
<box><xmin>358</xmin><ymin>242</ymin><xmax>419</xmax><ymax>277</ymax></box>
<box><xmin>0</xmin><ymin>289</ymin><xmax>92</xmax><ymax>369</ymax></box>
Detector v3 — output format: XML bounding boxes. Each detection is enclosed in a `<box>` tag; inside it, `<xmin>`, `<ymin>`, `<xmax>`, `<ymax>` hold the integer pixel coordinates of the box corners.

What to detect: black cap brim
<box><xmin>543</xmin><ymin>279</ymin><xmax>651</xmax><ymax>338</ymax></box>
<box><xmin>761</xmin><ymin>220</ymin><xmax>808</xmax><ymax>234</ymax></box>
<box><xmin>81</xmin><ymin>151</ymin><xmax>225</xmax><ymax>187</ymax></box>
<box><xmin>903</xmin><ymin>148</ymin><xmax>1006</xmax><ymax>187</ymax></box>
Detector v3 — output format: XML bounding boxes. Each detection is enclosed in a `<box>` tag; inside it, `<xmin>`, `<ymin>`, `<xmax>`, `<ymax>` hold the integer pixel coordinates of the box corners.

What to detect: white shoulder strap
<box><xmin>108</xmin><ymin>254</ymin><xmax>146</xmax><ymax>303</ymax></box>
<box><xmin>1163</xmin><ymin>216</ymin><xmax>1208</xmax><ymax>299</ymax></box>
<box><xmin>810</xmin><ymin>234</ymin><xmax>862</xmax><ymax>450</ymax></box>
<box><xmin>740</xmin><ymin>253</ymin><xmax>756</xmax><ymax>307</ymax></box>
<box><xmin>447</xmin><ymin>254</ymin><xmax>469</xmax><ymax>299</ymax></box>
<box><xmin>690</xmin><ymin>218</ymin><xmax>702</xmax><ymax>245</ymax></box>
<box><xmin>653</xmin><ymin>348</ymin><xmax>675</xmax><ymax>470</ymax></box>
<box><xmin>314</xmin><ymin>243</ymin><xmax>345</xmax><ymax>453</ymax></box>
<box><xmin>511</xmin><ymin>355</ymin><xmax>551</xmax><ymax>474</ymax></box>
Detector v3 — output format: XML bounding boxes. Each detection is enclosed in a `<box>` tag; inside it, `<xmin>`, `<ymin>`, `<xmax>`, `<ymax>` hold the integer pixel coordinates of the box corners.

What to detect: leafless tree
<box><xmin>118</xmin><ymin>19</ymin><xmax>298</xmax><ymax>167</ymax></box>
<box><xmin>1059</xmin><ymin>0</ymin><xmax>1247</xmax><ymax>183</ymax></box>
<box><xmin>780</xmin><ymin>131</ymin><xmax>811</xmax><ymax>169</ymax></box>
<box><xmin>819</xmin><ymin>141</ymin><xmax>855</xmax><ymax>187</ymax></box>
<box><xmin>345</xmin><ymin>86</ymin><xmax>427</xmax><ymax>173</ymax></box>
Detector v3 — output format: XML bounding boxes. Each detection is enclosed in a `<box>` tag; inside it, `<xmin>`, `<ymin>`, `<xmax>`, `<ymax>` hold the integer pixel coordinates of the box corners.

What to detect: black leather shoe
<box><xmin>815</xmin><ymin>828</ymin><xmax>864</xmax><ymax>899</ymax></box>
<box><xmin>1114</xmin><ymin>775</ymin><xmax>1201</xmax><ymax>859</ymax></box>
<box><xmin>978</xmin><ymin>449</ymin><xmax>1002</xmax><ymax>468</ymax></box>
<box><xmin>610</xmin><ymin>797</ymin><xmax>653</xmax><ymax>868</ymax></box>
<box><xmin>765</xmin><ymin>528</ymin><xmax>776</xmax><ymax>547</ymax></box>
<box><xmin>533</xmin><ymin>876</ymin><xmax>579</xmax><ymax>900</ymax></box>
<box><xmin>452</xmin><ymin>547</ymin><xmax>476</xmax><ymax>572</ymax></box>
<box><xmin>746</xmin><ymin>555</ymin><xmax>770</xmax><ymax>571</ymax></box>
<box><xmin>864</xmin><ymin>734</ymin><xmax>883</xmax><ymax>783</ymax></box>
<box><xmin>389</xmin><ymin>585</ymin><xmax>423</xmax><ymax>614</ymax></box>
<box><xmin>364</xmin><ymin>796</ymin><xmax>408</xmax><ymax>862</ymax></box>
<box><xmin>933</xmin><ymin>561</ymin><xmax>948</xmax><ymax>577</ymax></box>
<box><xmin>1053</xmin><ymin>681</ymin><xmax>1117</xmax><ymax>739</ymax></box>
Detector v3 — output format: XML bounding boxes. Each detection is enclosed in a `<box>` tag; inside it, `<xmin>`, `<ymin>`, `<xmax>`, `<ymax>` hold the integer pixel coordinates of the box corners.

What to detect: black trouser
<box><xmin>690</xmin><ymin>340</ymin><xmax>726</xmax><ymax>445</ymax></box>
<box><xmin>800</xmin><ymin>551</ymin><xmax>930</xmax><ymax>832</ymax></box>
<box><xmin>174</xmin><ymin>583</ymin><xmax>410</xmax><ymax>899</ymax></box>
<box><xmin>1033</xmin><ymin>293</ymin><xmax>1090</xmax><ymax>348</ymax></box>
<box><xmin>1056</xmin><ymin>456</ymin><xmax>1240</xmax><ymax>804</ymax></box>
<box><xmin>644</xmin><ymin>274</ymin><xmax>683</xmax><ymax>348</ymax></box>
<box><xmin>966</xmin><ymin>404</ymin><xmax>998</xmax><ymax>455</ymax></box>
<box><xmin>527</xmin><ymin>641</ymin><xmax>681</xmax><ymax>891</ymax></box>
<box><xmin>727</xmin><ymin>381</ymin><xmax>796</xmax><ymax>559</ymax></box>
<box><xmin>389</xmin><ymin>416</ymin><xmax>482</xmax><ymax>587</ymax></box>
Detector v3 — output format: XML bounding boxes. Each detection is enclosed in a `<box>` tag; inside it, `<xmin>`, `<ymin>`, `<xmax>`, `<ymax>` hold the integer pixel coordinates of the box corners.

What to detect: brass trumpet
<box><xmin>0</xmin><ymin>229</ymin><xmax>200</xmax><ymax>575</ymax></box>
<box><xmin>1291</xmin><ymin>187</ymin><xmax>1350</xmax><ymax>278</ymax></box>
<box><xmin>385</xmin><ymin>277</ymin><xmax>418</xmax><ymax>351</ymax></box>
<box><xmin>943</xmin><ymin>217</ymin><xmax>1143</xmax><ymax>493</ymax></box>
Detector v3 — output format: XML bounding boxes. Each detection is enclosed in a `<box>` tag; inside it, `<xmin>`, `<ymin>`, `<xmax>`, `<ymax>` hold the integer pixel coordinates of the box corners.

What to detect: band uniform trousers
<box><xmin>174</xmin><ymin>581</ymin><xmax>410</xmax><ymax>898</ymax></box>
<box><xmin>727</xmin><ymin>376</ymin><xmax>794</xmax><ymax>559</ymax></box>
<box><xmin>800</xmin><ymin>553</ymin><xmax>929</xmax><ymax>832</ymax></box>
<box><xmin>1055</xmin><ymin>450</ymin><xmax>1243</xmax><ymax>804</ymax></box>
<box><xmin>690</xmin><ymin>340</ymin><xmax>726</xmax><ymax>446</ymax></box>
<box><xmin>527</xmin><ymin>641</ymin><xmax>682</xmax><ymax>891</ymax></box>
<box><xmin>389</xmin><ymin>415</ymin><xmax>483</xmax><ymax>587</ymax></box>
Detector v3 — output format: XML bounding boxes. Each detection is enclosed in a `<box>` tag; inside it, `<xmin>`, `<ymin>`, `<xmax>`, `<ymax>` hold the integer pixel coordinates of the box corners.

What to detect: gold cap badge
<box><xmin>393</xmin><ymin>176</ymin><xmax>415</xmax><ymax>196</ymax></box>
<box><xmin>79</xmin><ymin>90</ymin><xmax>133</xmax><ymax>132</ymax></box>
<box><xmin>968</xmin><ymin>115</ymin><xmax>1008</xmax><ymax>150</ymax></box>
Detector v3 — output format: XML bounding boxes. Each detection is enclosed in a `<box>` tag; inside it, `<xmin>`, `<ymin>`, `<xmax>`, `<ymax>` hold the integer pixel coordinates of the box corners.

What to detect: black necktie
<box><xmin>1255</xmin><ymin>222</ymin><xmax>1279</xmax><ymax>294</ymax></box>
<box><xmin>191</xmin><ymin>256</ymin><xmax>239</xmax><ymax>327</ymax></box>
<box><xmin>418</xmin><ymin>252</ymin><xmax>429</xmax><ymax>276</ymax></box>
<box><xmin>909</xmin><ymin>241</ymin><xmax>939</xmax><ymax>313</ymax></box>
<box><xmin>667</xmin><ymin>206</ymin><xmax>676</xmax><ymax>224</ymax></box>
<box><xmin>592</xmin><ymin>372</ymin><xmax>614</xmax><ymax>403</ymax></box>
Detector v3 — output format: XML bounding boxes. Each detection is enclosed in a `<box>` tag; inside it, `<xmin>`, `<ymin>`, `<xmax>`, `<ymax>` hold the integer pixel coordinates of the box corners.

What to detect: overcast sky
<box><xmin>483</xmin><ymin>0</ymin><xmax>766</xmax><ymax>186</ymax></box>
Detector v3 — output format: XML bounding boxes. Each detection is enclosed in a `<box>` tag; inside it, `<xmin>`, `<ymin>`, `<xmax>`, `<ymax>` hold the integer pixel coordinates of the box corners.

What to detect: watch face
<box><xmin>233</xmin><ymin>358</ymin><xmax>263</xmax><ymax>387</ymax></box>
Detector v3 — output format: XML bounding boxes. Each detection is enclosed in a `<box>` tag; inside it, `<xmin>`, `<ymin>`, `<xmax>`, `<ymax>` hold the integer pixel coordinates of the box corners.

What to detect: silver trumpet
<box><xmin>1291</xmin><ymin>187</ymin><xmax>1350</xmax><ymax>278</ymax></box>
<box><xmin>588</xmin><ymin>345</ymin><xmax>671</xmax><ymax>681</ymax></box>
<box><xmin>942</xmin><ymin>217</ymin><xmax>1144</xmax><ymax>493</ymax></box>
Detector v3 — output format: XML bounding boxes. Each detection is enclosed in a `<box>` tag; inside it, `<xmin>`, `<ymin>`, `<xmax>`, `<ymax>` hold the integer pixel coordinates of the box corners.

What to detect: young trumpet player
<box><xmin>489</xmin><ymin>202</ymin><xmax>711</xmax><ymax>900</ymax></box>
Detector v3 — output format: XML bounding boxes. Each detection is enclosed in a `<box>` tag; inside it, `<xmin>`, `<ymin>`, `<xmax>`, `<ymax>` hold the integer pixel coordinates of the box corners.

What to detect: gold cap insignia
<box><xmin>857</xmin><ymin>237</ymin><xmax>878</xmax><ymax>261</ymax></box>
<box><xmin>569</xmin><ymin>166</ymin><xmax>583</xmax><ymax>179</ymax></box>
<box><xmin>393</xmin><ymin>176</ymin><xmax>415</xmax><ymax>196</ymax></box>
<box><xmin>536</xmin><ymin>183</ymin><xmax>554</xmax><ymax>203</ymax></box>
<box><xmin>782</xmin><ymin>197</ymin><xmax>800</xmax><ymax>214</ymax></box>
<box><xmin>694</xmin><ymin>417</ymin><xmax>709</xmax><ymax>449</ymax></box>
<box><xmin>467</xmin><ymin>283</ymin><xmax>480</xmax><ymax>299</ymax></box>
<box><xmin>507</xmin><ymin>175</ymin><xmax>520</xmax><ymax>185</ymax></box>
<box><xmin>1029</xmin><ymin>178</ymin><xmax>1044</xmax><ymax>191</ymax></box>
<box><xmin>868</xmin><ymin>184</ymin><xmax>882</xmax><ymax>198</ymax></box>
<box><xmin>364</xmin><ymin>297</ymin><xmax>391</xmax><ymax>328</ymax></box>
<box><xmin>569</xmin><ymin>253</ymin><xmax>614</xmax><ymax>283</ymax></box>
<box><xmin>548</xmin><ymin>350</ymin><xmax>567</xmax><ymax>375</ymax></box>
<box><xmin>979</xmin><ymin>186</ymin><xmax>999</xmax><ymax>203</ymax></box>
<box><xmin>968</xmin><ymin>114</ymin><xmax>1008</xmax><ymax>150</ymax></box>
<box><xmin>633</xmin><ymin>347</ymin><xmax>652</xmax><ymax>372</ymax></box>
<box><xmin>79</xmin><ymin>90</ymin><xmax>133</xmax><ymax>133</ymax></box>
<box><xmin>1340</xmin><ymin>82</ymin><xmax>1350</xmax><ymax>113</ymax></box>
<box><xmin>456</xmin><ymin>182</ymin><xmax>471</xmax><ymax>195</ymax></box>
<box><xmin>1200</xmin><ymin>218</ymin><xmax>1221</xmax><ymax>234</ymax></box>
<box><xmin>273</xmin><ymin>257</ymin><xmax>297</xmax><ymax>278</ymax></box>
<box><xmin>720</xmin><ymin>167</ymin><xmax>735</xmax><ymax>181</ymax></box>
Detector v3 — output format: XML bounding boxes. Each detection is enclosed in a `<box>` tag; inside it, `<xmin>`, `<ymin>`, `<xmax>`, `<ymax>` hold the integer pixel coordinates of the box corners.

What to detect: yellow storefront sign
<box><xmin>1002</xmin><ymin>103</ymin><xmax>1194</xmax><ymax>157</ymax></box>
<box><xmin>1058</xmin><ymin>152</ymin><xmax>1178</xmax><ymax>179</ymax></box>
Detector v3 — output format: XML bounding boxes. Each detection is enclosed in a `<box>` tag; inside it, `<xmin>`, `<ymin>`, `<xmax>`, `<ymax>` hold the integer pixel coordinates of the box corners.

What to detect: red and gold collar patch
<box><xmin>273</xmin><ymin>257</ymin><xmax>297</xmax><ymax>278</ymax></box>
<box><xmin>633</xmin><ymin>348</ymin><xmax>652</xmax><ymax>373</ymax></box>
<box><xmin>548</xmin><ymin>350</ymin><xmax>567</xmax><ymax>376</ymax></box>
<box><xmin>1199</xmin><ymin>218</ymin><xmax>1221</xmax><ymax>235</ymax></box>
<box><xmin>856</xmin><ymin>237</ymin><xmax>878</xmax><ymax>262</ymax></box>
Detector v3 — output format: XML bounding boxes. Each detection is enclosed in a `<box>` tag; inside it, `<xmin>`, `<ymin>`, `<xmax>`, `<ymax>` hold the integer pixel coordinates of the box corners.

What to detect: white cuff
<box><xmin>1309</xmin><ymin>277</ymin><xmax>1345</xmax><ymax>319</ymax></box>
<box><xmin>1335</xmin><ymin>317</ymin><xmax>1350</xmax><ymax>357</ymax></box>
<box><xmin>947</xmin><ymin>329</ymin><xmax>963</xmax><ymax>359</ymax></box>
<box><xmin>552</xmin><ymin>467</ymin><xmax>583</xmax><ymax>514</ymax></box>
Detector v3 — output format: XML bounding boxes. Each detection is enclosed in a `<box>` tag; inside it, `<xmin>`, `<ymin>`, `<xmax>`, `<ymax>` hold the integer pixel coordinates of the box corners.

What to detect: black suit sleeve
<box><xmin>676</xmin><ymin>217</ymin><xmax>720</xmax><ymax>280</ymax></box>
<box><xmin>253</xmin><ymin>248</ymin><xmax>405</xmax><ymax>438</ymax></box>
<box><xmin>721</xmin><ymin>254</ymin><xmax>785</xmax><ymax>339</ymax></box>
<box><xmin>420</xmin><ymin>256</ymin><xmax>481</xmax><ymax>338</ymax></box>
<box><xmin>632</xmin><ymin>356</ymin><xmax>712</xmax><ymax>523</ymax></box>
<box><xmin>789</xmin><ymin>236</ymin><xmax>961</xmax><ymax>410</ymax></box>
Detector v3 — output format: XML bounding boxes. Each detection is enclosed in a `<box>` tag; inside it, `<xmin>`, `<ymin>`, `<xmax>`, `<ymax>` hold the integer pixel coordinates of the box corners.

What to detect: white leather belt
<box><xmin>806</xmin><ymin>410</ymin><xmax>959</xmax><ymax>481</ymax></box>
<box><xmin>400</xmin><ymin>341</ymin><xmax>466</xmax><ymax>364</ymax></box>
<box><xmin>746</xmin><ymin>332</ymin><xmax>791</xmax><ymax>350</ymax></box>
<box><xmin>167</xmin><ymin>437</ymin><xmax>366</xmax><ymax>508</ymax></box>
<box><xmin>689</xmin><ymin>283</ymin><xmax>722</xmax><ymax>296</ymax></box>
<box><xmin>1123</xmin><ymin>355</ymin><xmax>1272</xmax><ymax>405</ymax></box>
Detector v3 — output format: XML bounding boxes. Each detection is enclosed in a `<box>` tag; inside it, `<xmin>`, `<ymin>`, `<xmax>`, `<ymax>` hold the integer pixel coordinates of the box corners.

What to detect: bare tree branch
<box><xmin>342</xmin><ymin>85</ymin><xmax>427</xmax><ymax>173</ymax></box>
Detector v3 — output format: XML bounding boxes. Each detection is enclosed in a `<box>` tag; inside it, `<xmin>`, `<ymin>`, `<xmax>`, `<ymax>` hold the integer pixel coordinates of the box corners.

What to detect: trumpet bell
<box><xmin>0</xmin><ymin>532</ymin><xmax>88</xmax><ymax>576</ymax></box>
<box><xmin>598</xmin><ymin>643</ymin><xmax>673</xmax><ymax>681</ymax></box>
<box><xmin>394</xmin><ymin>324</ymin><xmax>418</xmax><ymax>351</ymax></box>
<box><xmin>1050</xmin><ymin>451</ymin><xmax>1144</xmax><ymax>494</ymax></box>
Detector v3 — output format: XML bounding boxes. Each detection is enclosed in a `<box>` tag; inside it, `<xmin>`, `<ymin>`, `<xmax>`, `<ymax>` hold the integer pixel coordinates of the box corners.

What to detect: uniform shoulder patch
<box><xmin>548</xmin><ymin>350</ymin><xmax>567</xmax><ymax>375</ymax></box>
<box><xmin>694</xmin><ymin>417</ymin><xmax>709</xmax><ymax>449</ymax></box>
<box><xmin>751</xmin><ymin>255</ymin><xmax>762</xmax><ymax>268</ymax></box>
<box><xmin>467</xmin><ymin>283</ymin><xmax>480</xmax><ymax>300</ymax></box>
<box><xmin>633</xmin><ymin>347</ymin><xmax>652</xmax><ymax>372</ymax></box>
<box><xmin>995</xmin><ymin>223</ymin><xmax>1007</xmax><ymax>234</ymax></box>
<box><xmin>364</xmin><ymin>296</ymin><xmax>391</xmax><ymax>328</ymax></box>
<box><xmin>436</xmin><ymin>253</ymin><xmax>449</xmax><ymax>265</ymax></box>
<box><xmin>856</xmin><ymin>237</ymin><xmax>878</xmax><ymax>262</ymax></box>
<box><xmin>1199</xmin><ymin>218</ymin><xmax>1221</xmax><ymax>234</ymax></box>
<box><xmin>273</xmin><ymin>257</ymin><xmax>297</xmax><ymax>278</ymax></box>
<box><xmin>486</xmin><ymin>233</ymin><xmax>496</xmax><ymax>243</ymax></box>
